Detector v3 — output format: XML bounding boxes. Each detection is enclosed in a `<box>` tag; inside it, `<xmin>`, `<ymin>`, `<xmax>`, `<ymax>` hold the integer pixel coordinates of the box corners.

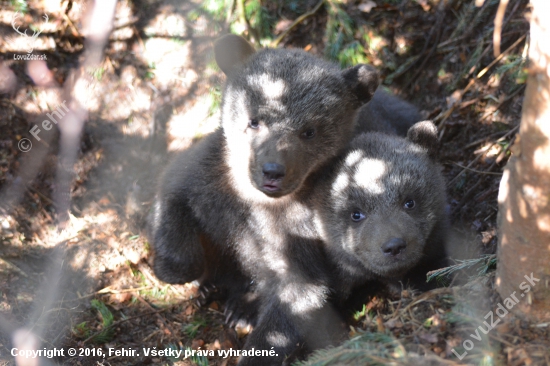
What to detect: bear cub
<box><xmin>313</xmin><ymin>121</ymin><xmax>449</xmax><ymax>304</ymax></box>
<box><xmin>148</xmin><ymin>34</ymin><xmax>380</xmax><ymax>364</ymax></box>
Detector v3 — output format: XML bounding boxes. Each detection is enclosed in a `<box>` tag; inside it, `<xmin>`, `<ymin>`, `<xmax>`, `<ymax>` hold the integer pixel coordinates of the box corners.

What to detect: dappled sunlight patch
<box><xmin>111</xmin><ymin>0</ymin><xmax>134</xmax><ymax>39</ymax></box>
<box><xmin>279</xmin><ymin>282</ymin><xmax>326</xmax><ymax>315</ymax></box>
<box><xmin>533</xmin><ymin>142</ymin><xmax>550</xmax><ymax>171</ymax></box>
<box><xmin>266</xmin><ymin>331</ymin><xmax>291</xmax><ymax>348</ymax></box>
<box><xmin>4</xmin><ymin>35</ymin><xmax>56</xmax><ymax>54</ymax></box>
<box><xmin>365</xmin><ymin>31</ymin><xmax>389</xmax><ymax>54</ymax></box>
<box><xmin>166</xmin><ymin>95</ymin><xmax>220</xmax><ymax>151</ymax></box>
<box><xmin>96</xmin><ymin>64</ymin><xmax>155</xmax><ymax>138</ymax></box>
<box><xmin>72</xmin><ymin>72</ymin><xmax>102</xmax><ymax>113</ymax></box>
<box><xmin>144</xmin><ymin>12</ymin><xmax>188</xmax><ymax>38</ymax></box>
<box><xmin>477</xmin><ymin>141</ymin><xmax>504</xmax><ymax>159</ymax></box>
<box><xmin>36</xmin><ymin>213</ymin><xmax>87</xmax><ymax>248</ymax></box>
<box><xmin>142</xmin><ymin>38</ymin><xmax>191</xmax><ymax>88</ymax></box>
<box><xmin>537</xmin><ymin>214</ymin><xmax>550</xmax><ymax>232</ymax></box>
<box><xmin>33</xmin><ymin>89</ymin><xmax>66</xmax><ymax>115</ymax></box>
<box><xmin>394</xmin><ymin>35</ymin><xmax>411</xmax><ymax>56</ymax></box>
<box><xmin>11</xmin><ymin>86</ymin><xmax>62</xmax><ymax>117</ymax></box>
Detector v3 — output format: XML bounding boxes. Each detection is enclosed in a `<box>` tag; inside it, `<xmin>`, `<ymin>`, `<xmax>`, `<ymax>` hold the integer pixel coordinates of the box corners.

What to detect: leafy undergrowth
<box><xmin>1</xmin><ymin>0</ymin><xmax>548</xmax><ymax>365</ymax></box>
<box><xmin>300</xmin><ymin>275</ymin><xmax>549</xmax><ymax>366</ymax></box>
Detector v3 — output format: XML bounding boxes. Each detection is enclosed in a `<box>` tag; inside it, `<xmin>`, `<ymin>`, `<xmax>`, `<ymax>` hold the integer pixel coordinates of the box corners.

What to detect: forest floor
<box><xmin>0</xmin><ymin>0</ymin><xmax>548</xmax><ymax>365</ymax></box>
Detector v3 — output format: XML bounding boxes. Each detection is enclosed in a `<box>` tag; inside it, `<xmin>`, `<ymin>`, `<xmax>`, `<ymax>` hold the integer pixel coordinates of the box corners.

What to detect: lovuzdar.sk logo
<box><xmin>11</xmin><ymin>11</ymin><xmax>49</xmax><ymax>54</ymax></box>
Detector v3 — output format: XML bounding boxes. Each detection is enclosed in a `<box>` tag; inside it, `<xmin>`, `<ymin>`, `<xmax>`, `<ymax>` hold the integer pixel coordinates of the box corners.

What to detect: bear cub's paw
<box><xmin>223</xmin><ymin>288</ymin><xmax>260</xmax><ymax>328</ymax></box>
<box><xmin>197</xmin><ymin>280</ymin><xmax>260</xmax><ymax>328</ymax></box>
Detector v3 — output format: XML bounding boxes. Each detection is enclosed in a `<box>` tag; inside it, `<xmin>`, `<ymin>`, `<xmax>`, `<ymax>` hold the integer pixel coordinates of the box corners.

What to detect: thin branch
<box><xmin>479</xmin><ymin>84</ymin><xmax>526</xmax><ymax>122</ymax></box>
<box><xmin>0</xmin><ymin>258</ymin><xmax>28</xmax><ymax>277</ymax></box>
<box><xmin>226</xmin><ymin>0</ymin><xmax>236</xmax><ymax>25</ymax></box>
<box><xmin>237</xmin><ymin>0</ymin><xmax>260</xmax><ymax>43</ymax></box>
<box><xmin>473</xmin><ymin>125</ymin><xmax>519</xmax><ymax>154</ymax></box>
<box><xmin>451</xmin><ymin>160</ymin><xmax>497</xmax><ymax>215</ymax></box>
<box><xmin>477</xmin><ymin>34</ymin><xmax>526</xmax><ymax>78</ymax></box>
<box><xmin>493</xmin><ymin>0</ymin><xmax>509</xmax><ymax>57</ymax></box>
<box><xmin>450</xmin><ymin>162</ymin><xmax>503</xmax><ymax>176</ymax></box>
<box><xmin>271</xmin><ymin>0</ymin><xmax>325</xmax><ymax>48</ymax></box>
<box><xmin>447</xmin><ymin>154</ymin><xmax>482</xmax><ymax>188</ymax></box>
<box><xmin>62</xmin><ymin>13</ymin><xmax>82</xmax><ymax>39</ymax></box>
<box><xmin>435</xmin><ymin>35</ymin><xmax>526</xmax><ymax>129</ymax></box>
<box><xmin>405</xmin><ymin>0</ymin><xmax>446</xmax><ymax>91</ymax></box>
<box><xmin>57</xmin><ymin>286</ymin><xmax>154</xmax><ymax>303</ymax></box>
<box><xmin>434</xmin><ymin>79</ymin><xmax>476</xmax><ymax>126</ymax></box>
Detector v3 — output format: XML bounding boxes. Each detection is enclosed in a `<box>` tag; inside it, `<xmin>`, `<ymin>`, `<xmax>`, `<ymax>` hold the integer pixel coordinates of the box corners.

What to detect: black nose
<box><xmin>381</xmin><ymin>238</ymin><xmax>407</xmax><ymax>257</ymax></box>
<box><xmin>262</xmin><ymin>163</ymin><xmax>286</xmax><ymax>180</ymax></box>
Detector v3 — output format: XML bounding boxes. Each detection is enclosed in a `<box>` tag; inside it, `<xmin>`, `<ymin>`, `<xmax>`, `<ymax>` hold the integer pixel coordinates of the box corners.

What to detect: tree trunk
<box><xmin>496</xmin><ymin>0</ymin><xmax>550</xmax><ymax>321</ymax></box>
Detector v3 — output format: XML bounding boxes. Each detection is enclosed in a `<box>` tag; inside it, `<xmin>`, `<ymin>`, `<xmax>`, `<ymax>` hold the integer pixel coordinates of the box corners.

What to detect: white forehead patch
<box><xmin>354</xmin><ymin>158</ymin><xmax>387</xmax><ymax>194</ymax></box>
<box><xmin>247</xmin><ymin>73</ymin><xmax>286</xmax><ymax>100</ymax></box>
<box><xmin>331</xmin><ymin>170</ymin><xmax>349</xmax><ymax>197</ymax></box>
<box><xmin>345</xmin><ymin>150</ymin><xmax>363</xmax><ymax>166</ymax></box>
<box><xmin>331</xmin><ymin>150</ymin><xmax>364</xmax><ymax>199</ymax></box>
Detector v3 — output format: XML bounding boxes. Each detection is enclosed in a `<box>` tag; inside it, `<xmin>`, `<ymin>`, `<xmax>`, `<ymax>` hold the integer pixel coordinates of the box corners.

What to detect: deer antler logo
<box><xmin>11</xmin><ymin>12</ymin><xmax>49</xmax><ymax>54</ymax></box>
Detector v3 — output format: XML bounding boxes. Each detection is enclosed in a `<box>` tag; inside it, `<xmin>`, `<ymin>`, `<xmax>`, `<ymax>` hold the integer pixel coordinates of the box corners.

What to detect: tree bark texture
<box><xmin>496</xmin><ymin>0</ymin><xmax>550</xmax><ymax>321</ymax></box>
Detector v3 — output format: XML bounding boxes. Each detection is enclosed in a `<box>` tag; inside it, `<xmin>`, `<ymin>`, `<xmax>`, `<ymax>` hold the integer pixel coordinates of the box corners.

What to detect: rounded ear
<box><xmin>407</xmin><ymin>120</ymin><xmax>439</xmax><ymax>158</ymax></box>
<box><xmin>341</xmin><ymin>64</ymin><xmax>380</xmax><ymax>105</ymax></box>
<box><xmin>214</xmin><ymin>34</ymin><xmax>256</xmax><ymax>76</ymax></box>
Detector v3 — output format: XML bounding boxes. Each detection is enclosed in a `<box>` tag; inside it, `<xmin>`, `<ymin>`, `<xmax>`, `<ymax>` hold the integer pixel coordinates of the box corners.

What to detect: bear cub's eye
<box><xmin>249</xmin><ymin>118</ymin><xmax>259</xmax><ymax>129</ymax></box>
<box><xmin>351</xmin><ymin>211</ymin><xmax>365</xmax><ymax>222</ymax></box>
<box><xmin>404</xmin><ymin>199</ymin><xmax>416</xmax><ymax>209</ymax></box>
<box><xmin>300</xmin><ymin>128</ymin><xmax>316</xmax><ymax>139</ymax></box>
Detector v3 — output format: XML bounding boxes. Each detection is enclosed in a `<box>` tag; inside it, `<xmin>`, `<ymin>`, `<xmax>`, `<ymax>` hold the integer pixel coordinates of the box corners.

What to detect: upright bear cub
<box><xmin>313</xmin><ymin>121</ymin><xmax>449</xmax><ymax>304</ymax></box>
<box><xmin>148</xmin><ymin>34</ymin><xmax>380</xmax><ymax>364</ymax></box>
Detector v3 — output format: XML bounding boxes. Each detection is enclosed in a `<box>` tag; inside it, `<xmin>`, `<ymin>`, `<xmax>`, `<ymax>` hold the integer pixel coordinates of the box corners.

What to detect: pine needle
<box><xmin>295</xmin><ymin>332</ymin><xmax>406</xmax><ymax>366</ymax></box>
<box><xmin>426</xmin><ymin>254</ymin><xmax>496</xmax><ymax>284</ymax></box>
<box><xmin>88</xmin><ymin>299</ymin><xmax>115</xmax><ymax>344</ymax></box>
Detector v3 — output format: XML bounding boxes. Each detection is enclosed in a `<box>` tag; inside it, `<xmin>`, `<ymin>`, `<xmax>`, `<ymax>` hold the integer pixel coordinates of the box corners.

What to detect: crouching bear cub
<box><xmin>314</xmin><ymin>121</ymin><xmax>449</xmax><ymax>305</ymax></box>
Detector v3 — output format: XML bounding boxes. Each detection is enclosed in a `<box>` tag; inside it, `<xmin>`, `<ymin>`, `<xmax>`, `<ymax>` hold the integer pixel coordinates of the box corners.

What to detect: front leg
<box><xmin>238</xmin><ymin>235</ymin><xmax>345</xmax><ymax>366</ymax></box>
<box><xmin>197</xmin><ymin>265</ymin><xmax>260</xmax><ymax>328</ymax></box>
<box><xmin>238</xmin><ymin>284</ymin><xmax>344</xmax><ymax>366</ymax></box>
<box><xmin>238</xmin><ymin>296</ymin><xmax>302</xmax><ymax>366</ymax></box>
<box><xmin>148</xmin><ymin>193</ymin><xmax>205</xmax><ymax>284</ymax></box>
<box><xmin>150</xmin><ymin>176</ymin><xmax>261</xmax><ymax>328</ymax></box>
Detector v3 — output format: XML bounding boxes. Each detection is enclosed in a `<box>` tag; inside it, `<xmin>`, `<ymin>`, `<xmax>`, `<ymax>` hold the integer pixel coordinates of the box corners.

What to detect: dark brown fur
<box><xmin>148</xmin><ymin>35</ymin><xmax>381</xmax><ymax>365</ymax></box>
<box><xmin>355</xmin><ymin>88</ymin><xmax>423</xmax><ymax>136</ymax></box>
<box><xmin>312</xmin><ymin>121</ymin><xmax>449</xmax><ymax>304</ymax></box>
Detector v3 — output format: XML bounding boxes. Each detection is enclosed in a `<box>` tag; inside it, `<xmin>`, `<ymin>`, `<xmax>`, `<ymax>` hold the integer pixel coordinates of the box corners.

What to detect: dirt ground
<box><xmin>0</xmin><ymin>0</ymin><xmax>548</xmax><ymax>365</ymax></box>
